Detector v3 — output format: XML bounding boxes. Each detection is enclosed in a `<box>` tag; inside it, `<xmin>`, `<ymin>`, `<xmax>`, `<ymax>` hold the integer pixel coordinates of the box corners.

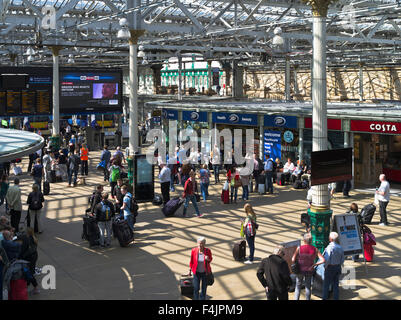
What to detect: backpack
<box><xmin>130</xmin><ymin>196</ymin><xmax>139</xmax><ymax>217</ymax></box>
<box><xmin>101</xmin><ymin>202</ymin><xmax>112</xmax><ymax>221</ymax></box>
<box><xmin>110</xmin><ymin>166</ymin><xmax>120</xmax><ymax>182</ymax></box>
<box><xmin>245</xmin><ymin>219</ymin><xmax>257</xmax><ymax>237</ymax></box>
<box><xmin>269</xmin><ymin>159</ymin><xmax>277</xmax><ymax>173</ymax></box>
<box><xmin>30</xmin><ymin>192</ymin><xmax>42</xmax><ymax>210</ymax></box>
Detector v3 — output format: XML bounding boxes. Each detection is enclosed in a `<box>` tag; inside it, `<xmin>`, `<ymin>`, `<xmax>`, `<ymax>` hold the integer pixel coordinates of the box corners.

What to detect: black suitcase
<box><xmin>82</xmin><ymin>214</ymin><xmax>100</xmax><ymax>247</ymax></box>
<box><xmin>180</xmin><ymin>274</ymin><xmax>194</xmax><ymax>297</ymax></box>
<box><xmin>112</xmin><ymin>218</ymin><xmax>134</xmax><ymax>247</ymax></box>
<box><xmin>232</xmin><ymin>240</ymin><xmax>246</xmax><ymax>261</ymax></box>
<box><xmin>361</xmin><ymin>204</ymin><xmax>376</xmax><ymax>224</ymax></box>
<box><xmin>162</xmin><ymin>197</ymin><xmax>184</xmax><ymax>217</ymax></box>
<box><xmin>43</xmin><ymin>181</ymin><xmax>50</xmax><ymax>195</ymax></box>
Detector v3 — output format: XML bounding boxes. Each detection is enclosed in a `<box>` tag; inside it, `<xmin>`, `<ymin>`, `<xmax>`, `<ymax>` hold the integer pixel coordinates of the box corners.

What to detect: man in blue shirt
<box><xmin>100</xmin><ymin>145</ymin><xmax>111</xmax><ymax>181</ymax></box>
<box><xmin>322</xmin><ymin>232</ymin><xmax>344</xmax><ymax>300</ymax></box>
<box><xmin>263</xmin><ymin>155</ymin><xmax>274</xmax><ymax>194</ymax></box>
<box><xmin>120</xmin><ymin>185</ymin><xmax>134</xmax><ymax>232</ymax></box>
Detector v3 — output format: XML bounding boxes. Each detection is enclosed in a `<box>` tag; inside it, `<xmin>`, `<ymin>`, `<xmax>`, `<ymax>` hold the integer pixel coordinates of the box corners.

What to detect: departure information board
<box><xmin>21</xmin><ymin>90</ymin><xmax>36</xmax><ymax>114</ymax></box>
<box><xmin>36</xmin><ymin>90</ymin><xmax>50</xmax><ymax>114</ymax></box>
<box><xmin>6</xmin><ymin>91</ymin><xmax>20</xmax><ymax>114</ymax></box>
<box><xmin>0</xmin><ymin>91</ymin><xmax>5</xmax><ymax>115</ymax></box>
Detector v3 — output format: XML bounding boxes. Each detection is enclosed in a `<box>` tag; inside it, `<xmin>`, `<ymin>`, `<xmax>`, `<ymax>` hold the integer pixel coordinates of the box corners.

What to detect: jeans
<box><xmin>59</xmin><ymin>164</ymin><xmax>68</xmax><ymax>181</ymax></box>
<box><xmin>231</xmin><ymin>186</ymin><xmax>238</xmax><ymax>202</ymax></box>
<box><xmin>200</xmin><ymin>182</ymin><xmax>209</xmax><ymax>201</ymax></box>
<box><xmin>68</xmin><ymin>170</ymin><xmax>78</xmax><ymax>185</ymax></box>
<box><xmin>103</xmin><ymin>166</ymin><xmax>109</xmax><ymax>181</ymax></box>
<box><xmin>266</xmin><ymin>289</ymin><xmax>288</xmax><ymax>300</ymax></box>
<box><xmin>170</xmin><ymin>172</ymin><xmax>175</xmax><ymax>191</ymax></box>
<box><xmin>343</xmin><ymin>180</ymin><xmax>351</xmax><ymax>196</ymax></box>
<box><xmin>265</xmin><ymin>172</ymin><xmax>273</xmax><ymax>193</ymax></box>
<box><xmin>246</xmin><ymin>235</ymin><xmax>255</xmax><ymax>261</ymax></box>
<box><xmin>323</xmin><ymin>264</ymin><xmax>342</xmax><ymax>300</ymax></box>
<box><xmin>242</xmin><ymin>185</ymin><xmax>249</xmax><ymax>200</ymax></box>
<box><xmin>81</xmin><ymin>160</ymin><xmax>88</xmax><ymax>176</ymax></box>
<box><xmin>295</xmin><ymin>274</ymin><xmax>313</xmax><ymax>300</ymax></box>
<box><xmin>124</xmin><ymin>214</ymin><xmax>134</xmax><ymax>232</ymax></box>
<box><xmin>33</xmin><ymin>177</ymin><xmax>42</xmax><ymax>192</ymax></box>
<box><xmin>193</xmin><ymin>272</ymin><xmax>207</xmax><ymax>300</ymax></box>
<box><xmin>29</xmin><ymin>209</ymin><xmax>43</xmax><ymax>233</ymax></box>
<box><xmin>212</xmin><ymin>165</ymin><xmax>220</xmax><ymax>182</ymax></box>
<box><xmin>379</xmin><ymin>200</ymin><xmax>389</xmax><ymax>224</ymax></box>
<box><xmin>183</xmin><ymin>195</ymin><xmax>200</xmax><ymax>216</ymax></box>
<box><xmin>10</xmin><ymin>209</ymin><xmax>21</xmax><ymax>232</ymax></box>
<box><xmin>98</xmin><ymin>220</ymin><xmax>112</xmax><ymax>246</ymax></box>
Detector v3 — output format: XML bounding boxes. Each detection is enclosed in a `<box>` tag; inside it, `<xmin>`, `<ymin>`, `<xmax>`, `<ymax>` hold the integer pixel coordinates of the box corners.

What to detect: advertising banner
<box><xmin>264</xmin><ymin>130</ymin><xmax>281</xmax><ymax>160</ymax></box>
<box><xmin>334</xmin><ymin>214</ymin><xmax>363</xmax><ymax>256</ymax></box>
<box><xmin>182</xmin><ymin>110</ymin><xmax>208</xmax><ymax>122</ymax></box>
<box><xmin>212</xmin><ymin>112</ymin><xmax>257</xmax><ymax>126</ymax></box>
<box><xmin>264</xmin><ymin>115</ymin><xmax>298</xmax><ymax>129</ymax></box>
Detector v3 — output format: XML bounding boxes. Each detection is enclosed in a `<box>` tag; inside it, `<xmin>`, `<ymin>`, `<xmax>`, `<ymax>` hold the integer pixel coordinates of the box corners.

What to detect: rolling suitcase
<box><xmin>43</xmin><ymin>181</ymin><xmax>50</xmax><ymax>195</ymax></box>
<box><xmin>232</xmin><ymin>240</ymin><xmax>246</xmax><ymax>261</ymax></box>
<box><xmin>180</xmin><ymin>274</ymin><xmax>194</xmax><ymax>297</ymax></box>
<box><xmin>162</xmin><ymin>197</ymin><xmax>184</xmax><ymax>217</ymax></box>
<box><xmin>82</xmin><ymin>213</ymin><xmax>100</xmax><ymax>247</ymax></box>
<box><xmin>8</xmin><ymin>279</ymin><xmax>28</xmax><ymax>300</ymax></box>
<box><xmin>221</xmin><ymin>189</ymin><xmax>229</xmax><ymax>204</ymax></box>
<box><xmin>112</xmin><ymin>218</ymin><xmax>134</xmax><ymax>247</ymax></box>
<box><xmin>258</xmin><ymin>183</ymin><xmax>265</xmax><ymax>194</ymax></box>
<box><xmin>361</xmin><ymin>204</ymin><xmax>376</xmax><ymax>224</ymax></box>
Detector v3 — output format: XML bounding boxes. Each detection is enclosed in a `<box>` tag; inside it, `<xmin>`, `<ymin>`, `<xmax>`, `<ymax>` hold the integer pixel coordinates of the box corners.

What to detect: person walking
<box><xmin>26</xmin><ymin>183</ymin><xmax>45</xmax><ymax>234</ymax></box>
<box><xmin>5</xmin><ymin>178</ymin><xmax>22</xmax><ymax>232</ymax></box>
<box><xmin>42</xmin><ymin>150</ymin><xmax>52</xmax><ymax>183</ymax></box>
<box><xmin>376</xmin><ymin>174</ymin><xmax>390</xmax><ymax>226</ymax></box>
<box><xmin>240</xmin><ymin>168</ymin><xmax>251</xmax><ymax>201</ymax></box>
<box><xmin>67</xmin><ymin>151</ymin><xmax>80</xmax><ymax>187</ymax></box>
<box><xmin>256</xmin><ymin>246</ymin><xmax>292</xmax><ymax>300</ymax></box>
<box><xmin>100</xmin><ymin>145</ymin><xmax>112</xmax><ymax>182</ymax></box>
<box><xmin>241</xmin><ymin>203</ymin><xmax>258</xmax><ymax>264</ymax></box>
<box><xmin>109</xmin><ymin>160</ymin><xmax>121</xmax><ymax>194</ymax></box>
<box><xmin>343</xmin><ymin>180</ymin><xmax>351</xmax><ymax>197</ymax></box>
<box><xmin>0</xmin><ymin>174</ymin><xmax>9</xmax><ymax>210</ymax></box>
<box><xmin>199</xmin><ymin>164</ymin><xmax>210</xmax><ymax>202</ymax></box>
<box><xmin>231</xmin><ymin>167</ymin><xmax>241</xmax><ymax>204</ymax></box>
<box><xmin>94</xmin><ymin>192</ymin><xmax>115</xmax><ymax>247</ymax></box>
<box><xmin>159</xmin><ymin>163</ymin><xmax>171</xmax><ymax>206</ymax></box>
<box><xmin>189</xmin><ymin>237</ymin><xmax>213</xmax><ymax>300</ymax></box>
<box><xmin>211</xmin><ymin>144</ymin><xmax>221</xmax><ymax>184</ymax></box>
<box><xmin>57</xmin><ymin>149</ymin><xmax>68</xmax><ymax>181</ymax></box>
<box><xmin>291</xmin><ymin>233</ymin><xmax>325</xmax><ymax>300</ymax></box>
<box><xmin>120</xmin><ymin>185</ymin><xmax>135</xmax><ymax>232</ymax></box>
<box><xmin>182</xmin><ymin>171</ymin><xmax>202</xmax><ymax>217</ymax></box>
<box><xmin>263</xmin><ymin>155</ymin><xmax>274</xmax><ymax>194</ymax></box>
<box><xmin>322</xmin><ymin>232</ymin><xmax>345</xmax><ymax>300</ymax></box>
<box><xmin>31</xmin><ymin>159</ymin><xmax>43</xmax><ymax>191</ymax></box>
<box><xmin>80</xmin><ymin>143</ymin><xmax>89</xmax><ymax>176</ymax></box>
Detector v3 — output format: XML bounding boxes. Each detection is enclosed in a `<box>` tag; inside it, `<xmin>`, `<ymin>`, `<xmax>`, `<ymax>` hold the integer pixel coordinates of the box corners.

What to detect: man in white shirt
<box><xmin>376</xmin><ymin>174</ymin><xmax>390</xmax><ymax>226</ymax></box>
<box><xmin>282</xmin><ymin>158</ymin><xmax>295</xmax><ymax>183</ymax></box>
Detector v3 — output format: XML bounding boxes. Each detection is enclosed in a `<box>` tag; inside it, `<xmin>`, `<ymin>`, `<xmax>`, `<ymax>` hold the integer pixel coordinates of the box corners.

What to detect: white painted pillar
<box><xmin>298</xmin><ymin>117</ymin><xmax>304</xmax><ymax>162</ymax></box>
<box><xmin>359</xmin><ymin>64</ymin><xmax>364</xmax><ymax>101</ymax></box>
<box><xmin>285</xmin><ymin>57</ymin><xmax>291</xmax><ymax>101</ymax></box>
<box><xmin>178</xmin><ymin>55</ymin><xmax>183</xmax><ymax>100</ymax></box>
<box><xmin>259</xmin><ymin>115</ymin><xmax>264</xmax><ymax>160</ymax></box>
<box><xmin>312</xmin><ymin>15</ymin><xmax>329</xmax><ymax>208</ymax></box>
<box><xmin>129</xmin><ymin>37</ymin><xmax>139</xmax><ymax>154</ymax></box>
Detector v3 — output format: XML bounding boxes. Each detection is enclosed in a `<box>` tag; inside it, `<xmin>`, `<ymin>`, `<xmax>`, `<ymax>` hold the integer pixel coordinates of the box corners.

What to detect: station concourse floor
<box><xmin>2</xmin><ymin>151</ymin><xmax>401</xmax><ymax>300</ymax></box>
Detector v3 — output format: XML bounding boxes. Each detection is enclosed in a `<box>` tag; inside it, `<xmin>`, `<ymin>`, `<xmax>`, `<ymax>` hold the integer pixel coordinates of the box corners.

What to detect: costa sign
<box><xmin>351</xmin><ymin>120</ymin><xmax>401</xmax><ymax>134</ymax></box>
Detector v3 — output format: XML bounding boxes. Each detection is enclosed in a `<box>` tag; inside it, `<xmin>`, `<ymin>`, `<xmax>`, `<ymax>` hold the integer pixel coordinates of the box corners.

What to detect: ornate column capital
<box><xmin>50</xmin><ymin>46</ymin><xmax>62</xmax><ymax>56</ymax></box>
<box><xmin>128</xmin><ymin>29</ymin><xmax>145</xmax><ymax>45</ymax></box>
<box><xmin>302</xmin><ymin>0</ymin><xmax>338</xmax><ymax>17</ymax></box>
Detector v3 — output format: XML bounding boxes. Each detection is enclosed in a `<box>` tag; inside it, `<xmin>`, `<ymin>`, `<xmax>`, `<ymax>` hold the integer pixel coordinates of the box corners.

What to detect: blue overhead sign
<box><xmin>182</xmin><ymin>110</ymin><xmax>208</xmax><ymax>122</ymax></box>
<box><xmin>264</xmin><ymin>130</ymin><xmax>281</xmax><ymax>161</ymax></box>
<box><xmin>264</xmin><ymin>115</ymin><xmax>298</xmax><ymax>129</ymax></box>
<box><xmin>162</xmin><ymin>109</ymin><xmax>178</xmax><ymax>120</ymax></box>
<box><xmin>212</xmin><ymin>112</ymin><xmax>257</xmax><ymax>126</ymax></box>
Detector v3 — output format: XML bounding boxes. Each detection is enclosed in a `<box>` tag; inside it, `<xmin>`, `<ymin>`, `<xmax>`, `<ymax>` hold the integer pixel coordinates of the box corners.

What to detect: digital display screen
<box><xmin>137</xmin><ymin>157</ymin><xmax>153</xmax><ymax>184</ymax></box>
<box><xmin>0</xmin><ymin>91</ymin><xmax>5</xmax><ymax>115</ymax></box>
<box><xmin>36</xmin><ymin>90</ymin><xmax>50</xmax><ymax>114</ymax></box>
<box><xmin>2</xmin><ymin>74</ymin><xmax>27</xmax><ymax>89</ymax></box>
<box><xmin>6</xmin><ymin>90</ymin><xmax>20</xmax><ymax>114</ymax></box>
<box><xmin>60</xmin><ymin>71</ymin><xmax>122</xmax><ymax>114</ymax></box>
<box><xmin>21</xmin><ymin>90</ymin><xmax>36</xmax><ymax>114</ymax></box>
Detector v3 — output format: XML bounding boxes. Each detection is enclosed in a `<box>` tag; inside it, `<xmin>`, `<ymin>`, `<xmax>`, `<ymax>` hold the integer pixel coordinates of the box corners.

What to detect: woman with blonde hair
<box><xmin>241</xmin><ymin>203</ymin><xmax>258</xmax><ymax>264</ymax></box>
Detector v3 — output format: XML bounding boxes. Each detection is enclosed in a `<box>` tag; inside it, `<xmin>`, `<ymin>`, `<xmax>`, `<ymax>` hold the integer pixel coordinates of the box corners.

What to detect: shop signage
<box><xmin>212</xmin><ymin>112</ymin><xmax>257</xmax><ymax>126</ymax></box>
<box><xmin>304</xmin><ymin>118</ymin><xmax>342</xmax><ymax>131</ymax></box>
<box><xmin>334</xmin><ymin>214</ymin><xmax>363</xmax><ymax>256</ymax></box>
<box><xmin>264</xmin><ymin>115</ymin><xmax>298</xmax><ymax>129</ymax></box>
<box><xmin>283</xmin><ymin>131</ymin><xmax>294</xmax><ymax>143</ymax></box>
<box><xmin>182</xmin><ymin>110</ymin><xmax>208</xmax><ymax>122</ymax></box>
<box><xmin>264</xmin><ymin>130</ymin><xmax>281</xmax><ymax>160</ymax></box>
<box><xmin>162</xmin><ymin>109</ymin><xmax>178</xmax><ymax>120</ymax></box>
<box><xmin>351</xmin><ymin>120</ymin><xmax>401</xmax><ymax>134</ymax></box>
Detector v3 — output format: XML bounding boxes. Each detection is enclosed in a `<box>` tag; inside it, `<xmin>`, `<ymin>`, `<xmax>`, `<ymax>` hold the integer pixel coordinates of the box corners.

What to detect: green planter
<box><xmin>127</xmin><ymin>157</ymin><xmax>134</xmax><ymax>185</ymax></box>
<box><xmin>308</xmin><ymin>207</ymin><xmax>333</xmax><ymax>254</ymax></box>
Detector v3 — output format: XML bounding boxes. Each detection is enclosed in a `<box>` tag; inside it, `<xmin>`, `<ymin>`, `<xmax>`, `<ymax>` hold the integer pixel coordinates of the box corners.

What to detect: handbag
<box><xmin>240</xmin><ymin>222</ymin><xmax>245</xmax><ymax>238</ymax></box>
<box><xmin>97</xmin><ymin>160</ymin><xmax>106</xmax><ymax>170</ymax></box>
<box><xmin>206</xmin><ymin>272</ymin><xmax>214</xmax><ymax>286</ymax></box>
<box><xmin>291</xmin><ymin>260</ymin><xmax>300</xmax><ymax>274</ymax></box>
<box><xmin>223</xmin><ymin>181</ymin><xmax>229</xmax><ymax>191</ymax></box>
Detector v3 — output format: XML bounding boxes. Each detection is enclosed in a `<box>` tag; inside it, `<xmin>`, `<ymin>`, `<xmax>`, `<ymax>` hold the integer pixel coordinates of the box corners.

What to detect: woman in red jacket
<box><xmin>189</xmin><ymin>237</ymin><xmax>213</xmax><ymax>300</ymax></box>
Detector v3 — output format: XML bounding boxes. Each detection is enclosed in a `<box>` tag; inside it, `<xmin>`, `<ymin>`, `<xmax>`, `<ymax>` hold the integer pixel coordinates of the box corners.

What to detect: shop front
<box><xmin>351</xmin><ymin>119</ymin><xmax>401</xmax><ymax>185</ymax></box>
